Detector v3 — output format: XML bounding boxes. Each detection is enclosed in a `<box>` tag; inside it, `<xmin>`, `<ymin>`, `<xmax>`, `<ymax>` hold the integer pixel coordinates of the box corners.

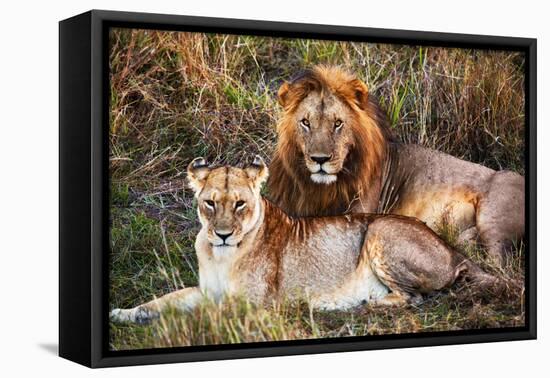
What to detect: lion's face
<box><xmin>187</xmin><ymin>156</ymin><xmax>267</xmax><ymax>255</ymax></box>
<box><xmin>277</xmin><ymin>66</ymin><xmax>376</xmax><ymax>186</ymax></box>
<box><xmin>291</xmin><ymin>91</ymin><xmax>356</xmax><ymax>184</ymax></box>
<box><xmin>269</xmin><ymin>65</ymin><xmax>388</xmax><ymax>217</ymax></box>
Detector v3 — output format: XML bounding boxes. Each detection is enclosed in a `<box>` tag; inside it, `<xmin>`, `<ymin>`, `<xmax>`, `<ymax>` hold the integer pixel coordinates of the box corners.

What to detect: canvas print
<box><xmin>108</xmin><ymin>28</ymin><xmax>526</xmax><ymax>351</ymax></box>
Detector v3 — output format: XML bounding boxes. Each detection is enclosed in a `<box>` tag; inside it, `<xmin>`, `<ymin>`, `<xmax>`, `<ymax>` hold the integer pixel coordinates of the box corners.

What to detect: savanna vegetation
<box><xmin>108</xmin><ymin>28</ymin><xmax>526</xmax><ymax>350</ymax></box>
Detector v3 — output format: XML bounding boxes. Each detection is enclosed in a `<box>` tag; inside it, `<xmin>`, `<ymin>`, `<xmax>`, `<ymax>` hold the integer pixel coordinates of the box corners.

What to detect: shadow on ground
<box><xmin>38</xmin><ymin>343</ymin><xmax>58</xmax><ymax>356</ymax></box>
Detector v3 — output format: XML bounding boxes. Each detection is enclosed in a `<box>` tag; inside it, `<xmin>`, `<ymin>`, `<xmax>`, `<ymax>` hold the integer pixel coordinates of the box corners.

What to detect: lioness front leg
<box><xmin>110</xmin><ymin>287</ymin><xmax>202</xmax><ymax>324</ymax></box>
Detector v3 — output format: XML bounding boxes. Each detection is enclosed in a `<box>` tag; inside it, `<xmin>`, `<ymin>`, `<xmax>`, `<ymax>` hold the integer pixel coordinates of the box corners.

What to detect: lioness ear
<box><xmin>187</xmin><ymin>157</ymin><xmax>210</xmax><ymax>194</ymax></box>
<box><xmin>245</xmin><ymin>155</ymin><xmax>269</xmax><ymax>190</ymax></box>
<box><xmin>349</xmin><ymin>78</ymin><xmax>370</xmax><ymax>110</ymax></box>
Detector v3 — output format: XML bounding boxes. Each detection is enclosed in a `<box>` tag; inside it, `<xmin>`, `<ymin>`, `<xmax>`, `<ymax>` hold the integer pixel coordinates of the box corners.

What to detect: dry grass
<box><xmin>108</xmin><ymin>28</ymin><xmax>526</xmax><ymax>351</ymax></box>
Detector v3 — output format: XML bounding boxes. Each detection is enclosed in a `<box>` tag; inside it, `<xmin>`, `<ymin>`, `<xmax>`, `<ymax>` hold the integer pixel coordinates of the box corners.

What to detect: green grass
<box><xmin>108</xmin><ymin>28</ymin><xmax>526</xmax><ymax>350</ymax></box>
<box><xmin>110</xmin><ymin>270</ymin><xmax>524</xmax><ymax>350</ymax></box>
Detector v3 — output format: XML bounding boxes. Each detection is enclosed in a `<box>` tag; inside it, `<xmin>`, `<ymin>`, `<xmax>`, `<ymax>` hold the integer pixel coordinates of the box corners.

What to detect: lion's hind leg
<box><xmin>457</xmin><ymin>226</ymin><xmax>479</xmax><ymax>246</ymax></box>
<box><xmin>476</xmin><ymin>170</ymin><xmax>525</xmax><ymax>266</ymax></box>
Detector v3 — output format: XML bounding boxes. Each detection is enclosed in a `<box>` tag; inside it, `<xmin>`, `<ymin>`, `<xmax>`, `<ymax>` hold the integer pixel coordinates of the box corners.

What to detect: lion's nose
<box><xmin>310</xmin><ymin>155</ymin><xmax>332</xmax><ymax>164</ymax></box>
<box><xmin>215</xmin><ymin>230</ymin><xmax>233</xmax><ymax>242</ymax></box>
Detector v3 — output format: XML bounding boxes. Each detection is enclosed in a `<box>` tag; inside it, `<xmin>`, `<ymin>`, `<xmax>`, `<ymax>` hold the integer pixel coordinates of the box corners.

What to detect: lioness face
<box><xmin>292</xmin><ymin>91</ymin><xmax>355</xmax><ymax>185</ymax></box>
<box><xmin>187</xmin><ymin>156</ymin><xmax>268</xmax><ymax>255</ymax></box>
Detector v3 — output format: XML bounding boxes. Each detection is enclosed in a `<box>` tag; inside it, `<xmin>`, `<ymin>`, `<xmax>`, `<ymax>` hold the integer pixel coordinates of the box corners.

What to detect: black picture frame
<box><xmin>59</xmin><ymin>9</ymin><xmax>537</xmax><ymax>368</ymax></box>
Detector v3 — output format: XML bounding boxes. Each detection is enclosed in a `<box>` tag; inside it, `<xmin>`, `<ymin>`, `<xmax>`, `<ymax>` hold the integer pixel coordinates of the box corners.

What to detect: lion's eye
<box><xmin>300</xmin><ymin>118</ymin><xmax>310</xmax><ymax>131</ymax></box>
<box><xmin>334</xmin><ymin>119</ymin><xmax>343</xmax><ymax>131</ymax></box>
<box><xmin>204</xmin><ymin>200</ymin><xmax>215</xmax><ymax>209</ymax></box>
<box><xmin>235</xmin><ymin>200</ymin><xmax>246</xmax><ymax>210</ymax></box>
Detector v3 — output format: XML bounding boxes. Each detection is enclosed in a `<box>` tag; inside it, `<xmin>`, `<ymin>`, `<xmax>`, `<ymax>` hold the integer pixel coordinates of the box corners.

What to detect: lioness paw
<box><xmin>109</xmin><ymin>307</ymin><xmax>159</xmax><ymax>324</ymax></box>
<box><xmin>110</xmin><ymin>308</ymin><xmax>132</xmax><ymax>323</ymax></box>
<box><xmin>133</xmin><ymin>306</ymin><xmax>160</xmax><ymax>325</ymax></box>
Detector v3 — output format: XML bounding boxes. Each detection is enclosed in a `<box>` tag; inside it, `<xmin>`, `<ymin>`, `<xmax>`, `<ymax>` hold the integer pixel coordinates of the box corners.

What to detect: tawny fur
<box><xmin>268</xmin><ymin>65</ymin><xmax>525</xmax><ymax>265</ymax></box>
<box><xmin>110</xmin><ymin>158</ymin><xmax>501</xmax><ymax>324</ymax></box>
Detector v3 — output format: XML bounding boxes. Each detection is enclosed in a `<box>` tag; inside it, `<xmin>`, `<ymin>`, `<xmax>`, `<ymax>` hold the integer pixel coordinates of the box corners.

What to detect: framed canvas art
<box><xmin>59</xmin><ymin>10</ymin><xmax>536</xmax><ymax>368</ymax></box>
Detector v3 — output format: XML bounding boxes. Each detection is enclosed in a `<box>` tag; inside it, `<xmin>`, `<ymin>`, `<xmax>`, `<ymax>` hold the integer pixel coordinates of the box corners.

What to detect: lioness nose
<box><xmin>215</xmin><ymin>230</ymin><xmax>233</xmax><ymax>242</ymax></box>
<box><xmin>310</xmin><ymin>155</ymin><xmax>332</xmax><ymax>164</ymax></box>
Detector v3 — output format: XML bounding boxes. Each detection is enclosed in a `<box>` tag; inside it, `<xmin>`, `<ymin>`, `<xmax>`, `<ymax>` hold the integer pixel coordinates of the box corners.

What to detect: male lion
<box><xmin>268</xmin><ymin>65</ymin><xmax>525</xmax><ymax>265</ymax></box>
<box><xmin>110</xmin><ymin>156</ymin><xmax>501</xmax><ymax>324</ymax></box>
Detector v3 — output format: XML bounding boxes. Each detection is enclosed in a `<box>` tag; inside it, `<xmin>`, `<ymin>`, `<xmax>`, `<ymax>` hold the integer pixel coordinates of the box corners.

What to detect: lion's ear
<box><xmin>245</xmin><ymin>155</ymin><xmax>269</xmax><ymax>191</ymax></box>
<box><xmin>277</xmin><ymin>82</ymin><xmax>291</xmax><ymax>109</ymax></box>
<box><xmin>187</xmin><ymin>157</ymin><xmax>210</xmax><ymax>194</ymax></box>
<box><xmin>278</xmin><ymin>72</ymin><xmax>319</xmax><ymax>111</ymax></box>
<box><xmin>349</xmin><ymin>78</ymin><xmax>370</xmax><ymax>110</ymax></box>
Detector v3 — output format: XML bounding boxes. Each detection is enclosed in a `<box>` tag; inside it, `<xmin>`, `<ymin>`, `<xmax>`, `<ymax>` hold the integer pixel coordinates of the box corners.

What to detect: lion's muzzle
<box><xmin>306</xmin><ymin>155</ymin><xmax>339</xmax><ymax>185</ymax></box>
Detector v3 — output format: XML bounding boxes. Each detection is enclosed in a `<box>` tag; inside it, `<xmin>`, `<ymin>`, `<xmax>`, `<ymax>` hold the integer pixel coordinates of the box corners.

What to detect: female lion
<box><xmin>110</xmin><ymin>156</ymin><xmax>501</xmax><ymax>324</ymax></box>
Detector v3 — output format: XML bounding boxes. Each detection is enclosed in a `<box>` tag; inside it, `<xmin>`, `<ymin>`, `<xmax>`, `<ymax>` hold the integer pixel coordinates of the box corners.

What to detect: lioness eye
<box><xmin>204</xmin><ymin>200</ymin><xmax>215</xmax><ymax>209</ymax></box>
<box><xmin>300</xmin><ymin>118</ymin><xmax>310</xmax><ymax>130</ymax></box>
<box><xmin>235</xmin><ymin>200</ymin><xmax>246</xmax><ymax>209</ymax></box>
<box><xmin>334</xmin><ymin>119</ymin><xmax>343</xmax><ymax>130</ymax></box>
